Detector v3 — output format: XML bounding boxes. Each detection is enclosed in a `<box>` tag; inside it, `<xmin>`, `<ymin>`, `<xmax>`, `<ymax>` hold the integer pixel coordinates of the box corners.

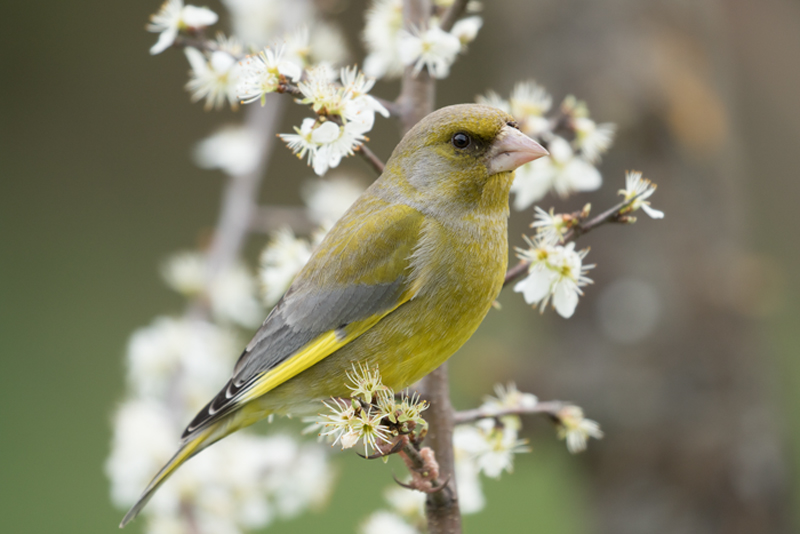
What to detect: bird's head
<box><xmin>383</xmin><ymin>104</ymin><xmax>548</xmax><ymax>214</ymax></box>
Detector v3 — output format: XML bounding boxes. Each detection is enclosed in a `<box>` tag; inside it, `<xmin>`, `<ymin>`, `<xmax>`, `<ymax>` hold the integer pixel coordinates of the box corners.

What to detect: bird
<box><xmin>120</xmin><ymin>103</ymin><xmax>548</xmax><ymax>527</ymax></box>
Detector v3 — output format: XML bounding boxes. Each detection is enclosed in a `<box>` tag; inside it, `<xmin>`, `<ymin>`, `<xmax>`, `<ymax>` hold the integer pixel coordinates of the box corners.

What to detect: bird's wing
<box><xmin>182</xmin><ymin>201</ymin><xmax>425</xmax><ymax>438</ymax></box>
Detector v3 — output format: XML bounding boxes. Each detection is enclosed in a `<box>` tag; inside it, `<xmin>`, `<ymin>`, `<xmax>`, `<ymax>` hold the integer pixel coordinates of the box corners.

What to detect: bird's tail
<box><xmin>119</xmin><ymin>423</ymin><xmax>218</xmax><ymax>528</ymax></box>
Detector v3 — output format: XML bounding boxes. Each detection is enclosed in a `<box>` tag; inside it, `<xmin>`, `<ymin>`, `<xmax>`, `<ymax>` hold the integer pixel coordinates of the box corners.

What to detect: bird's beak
<box><xmin>486</xmin><ymin>125</ymin><xmax>549</xmax><ymax>175</ymax></box>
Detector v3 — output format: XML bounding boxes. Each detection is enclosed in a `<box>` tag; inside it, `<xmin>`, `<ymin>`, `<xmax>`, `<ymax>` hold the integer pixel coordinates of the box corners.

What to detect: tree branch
<box><xmin>356</xmin><ymin>144</ymin><xmax>386</xmax><ymax>174</ymax></box>
<box><xmin>205</xmin><ymin>98</ymin><xmax>285</xmax><ymax>280</ymax></box>
<box><xmin>453</xmin><ymin>400</ymin><xmax>568</xmax><ymax>425</ymax></box>
<box><xmin>439</xmin><ymin>0</ymin><xmax>469</xmax><ymax>32</ymax></box>
<box><xmin>419</xmin><ymin>363</ymin><xmax>461</xmax><ymax>533</ymax></box>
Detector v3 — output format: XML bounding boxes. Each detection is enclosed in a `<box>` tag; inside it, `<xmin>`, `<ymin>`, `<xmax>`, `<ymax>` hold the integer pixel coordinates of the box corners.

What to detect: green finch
<box><xmin>121</xmin><ymin>103</ymin><xmax>548</xmax><ymax>527</ymax></box>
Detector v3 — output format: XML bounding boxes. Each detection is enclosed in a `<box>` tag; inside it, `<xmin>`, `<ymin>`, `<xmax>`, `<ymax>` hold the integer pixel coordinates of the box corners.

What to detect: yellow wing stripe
<box><xmin>239</xmin><ymin>301</ymin><xmax>406</xmax><ymax>403</ymax></box>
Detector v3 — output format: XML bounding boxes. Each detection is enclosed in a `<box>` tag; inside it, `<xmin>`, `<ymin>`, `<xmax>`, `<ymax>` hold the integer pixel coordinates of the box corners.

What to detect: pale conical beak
<box><xmin>486</xmin><ymin>124</ymin><xmax>549</xmax><ymax>175</ymax></box>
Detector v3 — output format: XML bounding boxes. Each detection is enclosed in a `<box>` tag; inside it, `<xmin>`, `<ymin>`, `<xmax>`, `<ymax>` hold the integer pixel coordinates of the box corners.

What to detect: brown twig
<box><xmin>439</xmin><ymin>0</ymin><xmax>470</xmax><ymax>32</ymax></box>
<box><xmin>397</xmin><ymin>443</ymin><xmax>450</xmax><ymax>494</ymax></box>
<box><xmin>204</xmin><ymin>100</ymin><xmax>285</xmax><ymax>280</ymax></box>
<box><xmin>418</xmin><ymin>363</ymin><xmax>461</xmax><ymax>533</ymax></box>
<box><xmin>453</xmin><ymin>400</ymin><xmax>568</xmax><ymax>425</ymax></box>
<box><xmin>356</xmin><ymin>144</ymin><xmax>386</xmax><ymax>174</ymax></box>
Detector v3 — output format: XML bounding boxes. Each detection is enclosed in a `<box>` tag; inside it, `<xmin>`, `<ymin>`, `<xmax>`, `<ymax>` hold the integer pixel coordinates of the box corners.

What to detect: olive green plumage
<box><xmin>121</xmin><ymin>103</ymin><xmax>547</xmax><ymax>527</ymax></box>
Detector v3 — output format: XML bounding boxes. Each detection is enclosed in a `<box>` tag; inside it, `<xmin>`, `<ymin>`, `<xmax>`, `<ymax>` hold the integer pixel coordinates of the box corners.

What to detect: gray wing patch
<box><xmin>182</xmin><ymin>276</ymin><xmax>406</xmax><ymax>438</ymax></box>
<box><xmin>236</xmin><ymin>277</ymin><xmax>406</xmax><ymax>380</ymax></box>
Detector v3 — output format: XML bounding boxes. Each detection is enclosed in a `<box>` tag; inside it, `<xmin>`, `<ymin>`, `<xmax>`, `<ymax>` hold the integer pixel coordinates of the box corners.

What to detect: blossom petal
<box><xmin>150</xmin><ymin>27</ymin><xmax>178</xmax><ymax>55</ymax></box>
<box><xmin>553</xmin><ymin>280</ymin><xmax>579</xmax><ymax>318</ymax></box>
<box><xmin>641</xmin><ymin>204</ymin><xmax>665</xmax><ymax>219</ymax></box>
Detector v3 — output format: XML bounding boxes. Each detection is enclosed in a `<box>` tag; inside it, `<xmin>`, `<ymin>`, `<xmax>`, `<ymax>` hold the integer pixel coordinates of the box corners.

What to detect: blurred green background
<box><xmin>2</xmin><ymin>0</ymin><xmax>799</xmax><ymax>532</ymax></box>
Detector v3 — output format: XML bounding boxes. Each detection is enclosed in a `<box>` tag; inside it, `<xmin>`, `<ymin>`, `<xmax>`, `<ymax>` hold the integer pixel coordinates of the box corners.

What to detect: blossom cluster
<box><xmin>107</xmin><ymin>126</ymin><xmax>368</xmax><ymax>534</ymax></box>
<box><xmin>513</xmin><ymin>171</ymin><xmax>663</xmax><ymax>318</ymax></box>
<box><xmin>360</xmin><ymin>383</ymin><xmax>604</xmax><ymax>533</ymax></box>
<box><xmin>362</xmin><ymin>0</ymin><xmax>483</xmax><ymax>79</ymax></box>
<box><xmin>106</xmin><ymin>315</ymin><xmax>334</xmax><ymax>534</ymax></box>
<box><xmin>275</xmin><ymin>64</ymin><xmax>390</xmax><ymax>175</ymax></box>
<box><xmin>312</xmin><ymin>364</ymin><xmax>430</xmax><ymax>456</ymax></box>
<box><xmin>514</xmin><ymin>236</ymin><xmax>595</xmax><ymax>319</ymax></box>
<box><xmin>478</xmin><ymin>82</ymin><xmax>616</xmax><ymax>209</ymax></box>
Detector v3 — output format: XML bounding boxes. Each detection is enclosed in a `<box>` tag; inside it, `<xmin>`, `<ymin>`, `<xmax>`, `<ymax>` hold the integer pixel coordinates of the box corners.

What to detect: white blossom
<box><xmin>161</xmin><ymin>251</ymin><xmax>206</xmax><ymax>296</ymax></box>
<box><xmin>361</xmin><ymin>511</ymin><xmax>420</xmax><ymax>534</ymax></box>
<box><xmin>106</xmin><ymin>400</ymin><xmax>177</xmax><ymax>507</ymax></box>
<box><xmin>514</xmin><ymin>238</ymin><xmax>594</xmax><ymax>318</ymax></box>
<box><xmin>124</xmin><ymin>317</ymin><xmax>238</xmax><ymax>407</ymax></box>
<box><xmin>481</xmin><ymin>382</ymin><xmax>539</xmax><ymax>415</ymax></box>
<box><xmin>213</xmin><ymin>33</ymin><xmax>244</xmax><ymax>57</ymax></box>
<box><xmin>454</xmin><ymin>419</ymin><xmax>529</xmax><ymax>479</ymax></box>
<box><xmin>297</xmin><ymin>64</ymin><xmax>344</xmax><ymax>115</ymax></box>
<box><xmin>160</xmin><ymin>251</ymin><xmax>262</xmax><ymax>327</ymax></box>
<box><xmin>340</xmin><ymin>66</ymin><xmax>390</xmax><ymax>129</ymax></box>
<box><xmin>314</xmin><ymin>122</ymin><xmax>368</xmax><ymax>175</ymax></box>
<box><xmin>184</xmin><ymin>48</ymin><xmax>241</xmax><ymax>110</ymax></box>
<box><xmin>619</xmin><ymin>170</ymin><xmax>664</xmax><ymax>219</ymax></box>
<box><xmin>451</xmin><ymin>16</ymin><xmax>483</xmax><ymax>47</ymax></box>
<box><xmin>281</xmin><ymin>120</ymin><xmax>366</xmax><ymax>176</ymax></box>
<box><xmin>281</xmin><ymin>65</ymin><xmax>386</xmax><ymax>174</ymax></box>
<box><xmin>318</xmin><ymin>399</ymin><xmax>392</xmax><ymax>455</ymax></box>
<box><xmin>237</xmin><ymin>46</ymin><xmax>302</xmax><ymax>105</ymax></box>
<box><xmin>509</xmin><ymin>80</ymin><xmax>552</xmax><ymax>136</ymax></box>
<box><xmin>258</xmin><ymin>228</ymin><xmax>312</xmax><ymax>306</ymax></box>
<box><xmin>530</xmin><ymin>206</ymin><xmax>571</xmax><ymax>246</ymax></box>
<box><xmin>147</xmin><ymin>0</ymin><xmax>218</xmax><ymax>55</ymax></box>
<box><xmin>398</xmin><ymin>25</ymin><xmax>462</xmax><ymax>79</ymax></box>
<box><xmin>208</xmin><ymin>261</ymin><xmax>264</xmax><ymax>328</ymax></box>
<box><xmin>302</xmin><ymin>174</ymin><xmax>365</xmax><ymax>225</ymax></box>
<box><xmin>384</xmin><ymin>486</ymin><xmax>425</xmax><ymax>519</ymax></box>
<box><xmin>110</xmin><ymin>421</ymin><xmax>333</xmax><ymax>533</ymax></box>
<box><xmin>283</xmin><ymin>23</ymin><xmax>349</xmax><ymax>68</ymax></box>
<box><xmin>221</xmin><ymin>0</ymin><xmax>313</xmax><ymax>49</ymax></box>
<box><xmin>193</xmin><ymin>125</ymin><xmax>262</xmax><ymax>176</ymax></box>
<box><xmin>346</xmin><ymin>364</ymin><xmax>390</xmax><ymax>404</ymax></box>
<box><xmin>476</xmin><ymin>90</ymin><xmax>510</xmax><ymax>114</ymax></box>
<box><xmin>574</xmin><ymin>117</ymin><xmax>615</xmax><ymax>164</ymax></box>
<box><xmin>510</xmin><ymin>136</ymin><xmax>602</xmax><ymax>209</ymax></box>
<box><xmin>557</xmin><ymin>405</ymin><xmax>604</xmax><ymax>454</ymax></box>
<box><xmin>309</xmin><ymin>21</ymin><xmax>350</xmax><ymax>66</ymax></box>
<box><xmin>362</xmin><ymin>0</ymin><xmax>405</xmax><ymax>79</ymax></box>
<box><xmin>279</xmin><ymin>118</ymin><xmax>320</xmax><ymax>168</ymax></box>
<box><xmin>454</xmin><ymin>456</ymin><xmax>485</xmax><ymax>514</ymax></box>
<box><xmin>283</xmin><ymin>26</ymin><xmax>313</xmax><ymax>67</ymax></box>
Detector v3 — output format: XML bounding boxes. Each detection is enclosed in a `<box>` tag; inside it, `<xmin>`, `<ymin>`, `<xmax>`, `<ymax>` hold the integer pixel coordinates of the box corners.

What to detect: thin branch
<box><xmin>453</xmin><ymin>400</ymin><xmax>568</xmax><ymax>425</ymax></box>
<box><xmin>503</xmin><ymin>194</ymin><xmax>642</xmax><ymax>287</ymax></box>
<box><xmin>205</xmin><ymin>99</ymin><xmax>285</xmax><ymax>280</ymax></box>
<box><xmin>356</xmin><ymin>144</ymin><xmax>386</xmax><ymax>174</ymax></box>
<box><xmin>439</xmin><ymin>0</ymin><xmax>470</xmax><ymax>32</ymax></box>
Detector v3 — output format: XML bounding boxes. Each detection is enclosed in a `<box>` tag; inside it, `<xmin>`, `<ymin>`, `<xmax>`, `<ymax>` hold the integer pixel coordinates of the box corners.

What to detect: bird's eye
<box><xmin>452</xmin><ymin>132</ymin><xmax>471</xmax><ymax>149</ymax></box>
